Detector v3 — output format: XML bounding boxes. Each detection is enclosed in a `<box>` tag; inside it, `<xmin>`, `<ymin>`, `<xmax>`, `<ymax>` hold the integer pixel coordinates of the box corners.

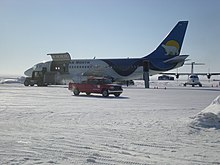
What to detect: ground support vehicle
<box><xmin>68</xmin><ymin>77</ymin><xmax>123</xmax><ymax>97</ymax></box>
<box><xmin>24</xmin><ymin>69</ymin><xmax>61</xmax><ymax>86</ymax></box>
<box><xmin>158</xmin><ymin>75</ymin><xmax>174</xmax><ymax>80</ymax></box>
<box><xmin>24</xmin><ymin>70</ymin><xmax>48</xmax><ymax>86</ymax></box>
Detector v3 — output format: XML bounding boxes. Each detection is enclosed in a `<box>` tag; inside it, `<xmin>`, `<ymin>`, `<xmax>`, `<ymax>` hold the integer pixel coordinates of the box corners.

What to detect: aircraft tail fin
<box><xmin>145</xmin><ymin>21</ymin><xmax>188</xmax><ymax>58</ymax></box>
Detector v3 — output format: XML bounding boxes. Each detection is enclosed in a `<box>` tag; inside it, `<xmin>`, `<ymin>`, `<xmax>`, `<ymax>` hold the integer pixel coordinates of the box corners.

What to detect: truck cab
<box><xmin>24</xmin><ymin>68</ymin><xmax>48</xmax><ymax>86</ymax></box>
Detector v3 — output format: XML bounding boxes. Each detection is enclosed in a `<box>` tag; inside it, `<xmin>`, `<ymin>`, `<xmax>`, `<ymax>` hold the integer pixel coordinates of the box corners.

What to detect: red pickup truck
<box><xmin>68</xmin><ymin>78</ymin><xmax>123</xmax><ymax>97</ymax></box>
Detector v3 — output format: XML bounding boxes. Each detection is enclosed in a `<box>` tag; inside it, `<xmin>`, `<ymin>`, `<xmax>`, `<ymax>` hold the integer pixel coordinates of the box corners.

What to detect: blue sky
<box><xmin>1</xmin><ymin>0</ymin><xmax>220</xmax><ymax>76</ymax></box>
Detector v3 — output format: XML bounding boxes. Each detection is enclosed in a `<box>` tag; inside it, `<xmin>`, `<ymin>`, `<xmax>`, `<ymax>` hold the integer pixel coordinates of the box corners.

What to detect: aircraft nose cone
<box><xmin>24</xmin><ymin>68</ymin><xmax>33</xmax><ymax>77</ymax></box>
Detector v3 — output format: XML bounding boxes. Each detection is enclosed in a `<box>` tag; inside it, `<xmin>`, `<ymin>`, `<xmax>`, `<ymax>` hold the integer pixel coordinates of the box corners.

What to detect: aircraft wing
<box><xmin>195</xmin><ymin>73</ymin><xmax>220</xmax><ymax>76</ymax></box>
<box><xmin>160</xmin><ymin>72</ymin><xmax>220</xmax><ymax>79</ymax></box>
<box><xmin>161</xmin><ymin>72</ymin><xmax>220</xmax><ymax>76</ymax></box>
<box><xmin>195</xmin><ymin>72</ymin><xmax>220</xmax><ymax>79</ymax></box>
<box><xmin>161</xmin><ymin>72</ymin><xmax>189</xmax><ymax>76</ymax></box>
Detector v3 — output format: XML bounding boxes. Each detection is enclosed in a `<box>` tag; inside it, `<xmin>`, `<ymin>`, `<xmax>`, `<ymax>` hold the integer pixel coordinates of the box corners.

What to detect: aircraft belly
<box><xmin>110</xmin><ymin>67</ymin><xmax>143</xmax><ymax>81</ymax></box>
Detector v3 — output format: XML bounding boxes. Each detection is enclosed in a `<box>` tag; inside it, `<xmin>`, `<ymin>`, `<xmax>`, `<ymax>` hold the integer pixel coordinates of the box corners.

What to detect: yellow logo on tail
<box><xmin>162</xmin><ymin>40</ymin><xmax>180</xmax><ymax>55</ymax></box>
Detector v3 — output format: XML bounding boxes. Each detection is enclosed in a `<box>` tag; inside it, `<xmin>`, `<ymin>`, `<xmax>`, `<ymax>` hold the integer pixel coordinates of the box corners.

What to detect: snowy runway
<box><xmin>0</xmin><ymin>83</ymin><xmax>220</xmax><ymax>164</ymax></box>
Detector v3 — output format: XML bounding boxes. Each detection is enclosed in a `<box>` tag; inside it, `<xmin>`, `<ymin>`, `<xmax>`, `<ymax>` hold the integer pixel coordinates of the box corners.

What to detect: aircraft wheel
<box><xmin>86</xmin><ymin>92</ymin><xmax>91</xmax><ymax>96</ymax></box>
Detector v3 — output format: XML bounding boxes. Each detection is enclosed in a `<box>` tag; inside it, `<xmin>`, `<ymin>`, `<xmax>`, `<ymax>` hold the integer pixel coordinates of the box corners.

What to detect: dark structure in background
<box><xmin>158</xmin><ymin>75</ymin><xmax>174</xmax><ymax>80</ymax></box>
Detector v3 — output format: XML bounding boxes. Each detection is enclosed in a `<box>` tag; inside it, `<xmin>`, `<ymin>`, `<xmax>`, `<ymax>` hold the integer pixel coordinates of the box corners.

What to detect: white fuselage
<box><xmin>68</xmin><ymin>59</ymin><xmax>143</xmax><ymax>81</ymax></box>
<box><xmin>24</xmin><ymin>58</ymin><xmax>182</xmax><ymax>84</ymax></box>
<box><xmin>184</xmin><ymin>74</ymin><xmax>202</xmax><ymax>87</ymax></box>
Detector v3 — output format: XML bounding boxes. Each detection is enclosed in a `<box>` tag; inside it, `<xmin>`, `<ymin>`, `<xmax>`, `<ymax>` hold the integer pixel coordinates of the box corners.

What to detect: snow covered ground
<box><xmin>0</xmin><ymin>81</ymin><xmax>220</xmax><ymax>165</ymax></box>
<box><xmin>191</xmin><ymin>95</ymin><xmax>220</xmax><ymax>129</ymax></box>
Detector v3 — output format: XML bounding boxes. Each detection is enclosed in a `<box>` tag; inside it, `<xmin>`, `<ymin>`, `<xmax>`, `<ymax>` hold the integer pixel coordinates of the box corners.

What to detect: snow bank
<box><xmin>191</xmin><ymin>95</ymin><xmax>220</xmax><ymax>129</ymax></box>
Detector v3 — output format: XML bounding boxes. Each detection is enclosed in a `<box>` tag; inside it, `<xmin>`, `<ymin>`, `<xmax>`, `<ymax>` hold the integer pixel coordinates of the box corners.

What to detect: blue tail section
<box><xmin>145</xmin><ymin>21</ymin><xmax>188</xmax><ymax>59</ymax></box>
<box><xmin>100</xmin><ymin>21</ymin><xmax>189</xmax><ymax>78</ymax></box>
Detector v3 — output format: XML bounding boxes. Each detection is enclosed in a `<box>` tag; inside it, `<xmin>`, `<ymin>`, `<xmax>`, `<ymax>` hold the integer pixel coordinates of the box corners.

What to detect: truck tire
<box><xmin>114</xmin><ymin>93</ymin><xmax>121</xmax><ymax>97</ymax></box>
<box><xmin>37</xmin><ymin>81</ymin><xmax>43</xmax><ymax>86</ymax></box>
<box><xmin>24</xmin><ymin>79</ymin><xmax>30</xmax><ymax>86</ymax></box>
<box><xmin>73</xmin><ymin>88</ymin><xmax>80</xmax><ymax>96</ymax></box>
<box><xmin>102</xmin><ymin>89</ymin><xmax>109</xmax><ymax>97</ymax></box>
<box><xmin>86</xmin><ymin>92</ymin><xmax>91</xmax><ymax>96</ymax></box>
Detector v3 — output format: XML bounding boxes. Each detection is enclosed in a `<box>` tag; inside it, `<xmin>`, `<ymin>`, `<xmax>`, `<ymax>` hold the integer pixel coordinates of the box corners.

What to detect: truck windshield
<box><xmin>102</xmin><ymin>79</ymin><xmax>112</xmax><ymax>84</ymax></box>
<box><xmin>87</xmin><ymin>78</ymin><xmax>112</xmax><ymax>84</ymax></box>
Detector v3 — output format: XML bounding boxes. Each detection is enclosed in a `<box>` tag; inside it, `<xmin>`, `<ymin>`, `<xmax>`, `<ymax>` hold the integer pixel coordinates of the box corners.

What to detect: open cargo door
<box><xmin>47</xmin><ymin>52</ymin><xmax>71</xmax><ymax>61</ymax></box>
<box><xmin>47</xmin><ymin>52</ymin><xmax>71</xmax><ymax>73</ymax></box>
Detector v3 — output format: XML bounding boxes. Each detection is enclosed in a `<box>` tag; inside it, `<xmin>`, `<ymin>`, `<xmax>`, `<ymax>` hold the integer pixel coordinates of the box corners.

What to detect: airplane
<box><xmin>0</xmin><ymin>76</ymin><xmax>25</xmax><ymax>84</ymax></box>
<box><xmin>24</xmin><ymin>21</ymin><xmax>189</xmax><ymax>86</ymax></box>
<box><xmin>162</xmin><ymin>62</ymin><xmax>220</xmax><ymax>87</ymax></box>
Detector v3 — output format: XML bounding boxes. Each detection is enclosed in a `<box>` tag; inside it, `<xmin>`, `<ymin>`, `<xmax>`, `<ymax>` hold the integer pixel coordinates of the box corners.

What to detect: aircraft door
<box><xmin>48</xmin><ymin>53</ymin><xmax>71</xmax><ymax>74</ymax></box>
<box><xmin>50</xmin><ymin>61</ymin><xmax>69</xmax><ymax>74</ymax></box>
